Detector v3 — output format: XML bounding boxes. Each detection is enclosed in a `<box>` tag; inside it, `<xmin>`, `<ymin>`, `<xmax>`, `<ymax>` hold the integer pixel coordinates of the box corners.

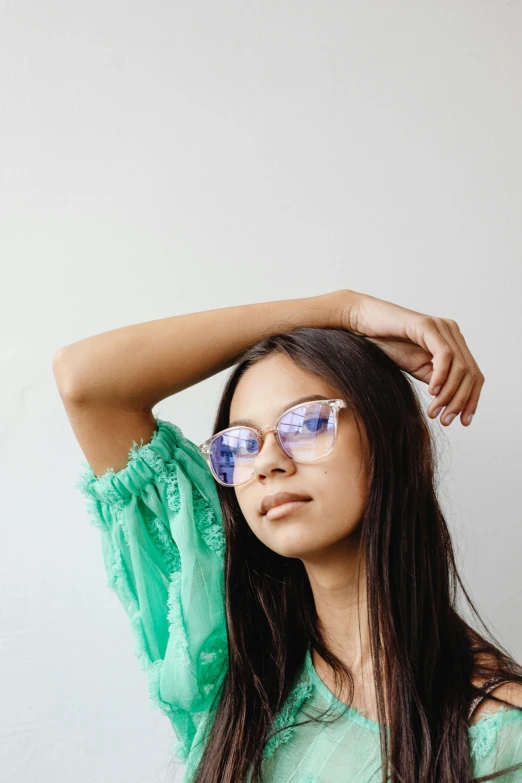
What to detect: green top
<box><xmin>76</xmin><ymin>414</ymin><xmax>522</xmax><ymax>782</ymax></box>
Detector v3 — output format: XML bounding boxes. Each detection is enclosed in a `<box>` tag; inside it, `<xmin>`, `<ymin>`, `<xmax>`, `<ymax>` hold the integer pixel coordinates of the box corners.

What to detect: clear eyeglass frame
<box><xmin>198</xmin><ymin>398</ymin><xmax>348</xmax><ymax>487</ymax></box>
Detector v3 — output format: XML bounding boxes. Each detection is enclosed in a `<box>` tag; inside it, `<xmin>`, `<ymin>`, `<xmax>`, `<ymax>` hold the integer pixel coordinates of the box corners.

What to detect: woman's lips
<box><xmin>265</xmin><ymin>499</ymin><xmax>312</xmax><ymax>521</ymax></box>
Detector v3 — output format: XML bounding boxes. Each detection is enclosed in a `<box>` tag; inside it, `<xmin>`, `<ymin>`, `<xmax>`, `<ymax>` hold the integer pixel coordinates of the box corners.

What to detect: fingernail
<box><xmin>431</xmin><ymin>406</ymin><xmax>443</xmax><ymax>418</ymax></box>
<box><xmin>431</xmin><ymin>386</ymin><xmax>441</xmax><ymax>396</ymax></box>
<box><xmin>445</xmin><ymin>413</ymin><xmax>456</xmax><ymax>425</ymax></box>
<box><xmin>464</xmin><ymin>413</ymin><xmax>474</xmax><ymax>426</ymax></box>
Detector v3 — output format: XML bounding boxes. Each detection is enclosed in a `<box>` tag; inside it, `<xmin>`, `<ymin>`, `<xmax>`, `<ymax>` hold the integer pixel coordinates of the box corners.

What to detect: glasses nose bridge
<box><xmin>258</xmin><ymin>423</ymin><xmax>277</xmax><ymax>439</ymax></box>
<box><xmin>256</xmin><ymin>423</ymin><xmax>284</xmax><ymax>459</ymax></box>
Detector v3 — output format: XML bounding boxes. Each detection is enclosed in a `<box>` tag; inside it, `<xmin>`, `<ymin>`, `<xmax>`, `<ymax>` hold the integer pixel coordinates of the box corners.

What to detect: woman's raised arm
<box><xmin>53</xmin><ymin>290</ymin><xmax>350</xmax><ymax>410</ymax></box>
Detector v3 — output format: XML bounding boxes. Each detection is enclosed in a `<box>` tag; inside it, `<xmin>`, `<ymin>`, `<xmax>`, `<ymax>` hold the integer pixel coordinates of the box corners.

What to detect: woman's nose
<box><xmin>254</xmin><ymin>432</ymin><xmax>294</xmax><ymax>475</ymax></box>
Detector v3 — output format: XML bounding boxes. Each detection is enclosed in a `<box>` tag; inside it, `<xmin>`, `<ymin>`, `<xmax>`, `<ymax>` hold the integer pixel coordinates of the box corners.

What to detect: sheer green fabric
<box><xmin>76</xmin><ymin>415</ymin><xmax>522</xmax><ymax>783</ymax></box>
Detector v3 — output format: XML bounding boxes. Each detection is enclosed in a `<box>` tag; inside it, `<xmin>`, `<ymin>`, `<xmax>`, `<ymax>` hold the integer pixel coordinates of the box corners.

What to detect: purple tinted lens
<box><xmin>278</xmin><ymin>403</ymin><xmax>335</xmax><ymax>460</ymax></box>
<box><xmin>208</xmin><ymin>427</ymin><xmax>259</xmax><ymax>485</ymax></box>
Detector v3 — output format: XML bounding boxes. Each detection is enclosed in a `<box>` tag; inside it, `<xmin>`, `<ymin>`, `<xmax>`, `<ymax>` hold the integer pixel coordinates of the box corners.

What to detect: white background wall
<box><xmin>1</xmin><ymin>2</ymin><xmax>521</xmax><ymax>781</ymax></box>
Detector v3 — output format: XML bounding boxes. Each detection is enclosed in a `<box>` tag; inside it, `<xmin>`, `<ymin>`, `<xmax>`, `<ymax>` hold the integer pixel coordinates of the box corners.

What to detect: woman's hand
<box><xmin>339</xmin><ymin>290</ymin><xmax>484</xmax><ymax>426</ymax></box>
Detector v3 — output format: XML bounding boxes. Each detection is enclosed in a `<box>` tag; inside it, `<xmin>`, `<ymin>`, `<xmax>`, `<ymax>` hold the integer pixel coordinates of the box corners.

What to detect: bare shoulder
<box><xmin>469</xmin><ymin>680</ymin><xmax>522</xmax><ymax>725</ymax></box>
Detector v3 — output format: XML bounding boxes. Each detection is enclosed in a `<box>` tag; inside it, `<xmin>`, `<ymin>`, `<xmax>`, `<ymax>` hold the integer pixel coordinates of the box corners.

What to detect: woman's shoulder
<box><xmin>469</xmin><ymin>681</ymin><xmax>522</xmax><ymax>725</ymax></box>
<box><xmin>468</xmin><ymin>674</ymin><xmax>522</xmax><ymax>766</ymax></box>
<box><xmin>468</xmin><ymin>684</ymin><xmax>522</xmax><ymax>769</ymax></box>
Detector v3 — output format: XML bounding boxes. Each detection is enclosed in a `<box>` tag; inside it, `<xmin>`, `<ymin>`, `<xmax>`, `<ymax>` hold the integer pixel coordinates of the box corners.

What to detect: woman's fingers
<box><xmin>424</xmin><ymin>318</ymin><xmax>485</xmax><ymax>425</ymax></box>
<box><xmin>424</xmin><ymin>318</ymin><xmax>468</xmax><ymax>422</ymax></box>
<box><xmin>342</xmin><ymin>293</ymin><xmax>484</xmax><ymax>426</ymax></box>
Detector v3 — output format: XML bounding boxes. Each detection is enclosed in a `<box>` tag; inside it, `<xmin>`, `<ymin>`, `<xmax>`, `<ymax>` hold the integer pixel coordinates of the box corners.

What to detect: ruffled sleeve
<box><xmin>469</xmin><ymin>705</ymin><xmax>522</xmax><ymax>781</ymax></box>
<box><xmin>75</xmin><ymin>412</ymin><xmax>228</xmax><ymax>763</ymax></box>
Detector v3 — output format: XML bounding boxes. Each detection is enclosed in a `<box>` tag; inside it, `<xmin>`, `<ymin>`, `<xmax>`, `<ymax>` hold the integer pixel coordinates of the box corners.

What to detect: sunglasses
<box><xmin>198</xmin><ymin>398</ymin><xmax>347</xmax><ymax>487</ymax></box>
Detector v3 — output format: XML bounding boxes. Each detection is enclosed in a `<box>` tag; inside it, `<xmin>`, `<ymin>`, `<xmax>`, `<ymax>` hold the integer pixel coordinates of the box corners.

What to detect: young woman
<box><xmin>54</xmin><ymin>290</ymin><xmax>522</xmax><ymax>782</ymax></box>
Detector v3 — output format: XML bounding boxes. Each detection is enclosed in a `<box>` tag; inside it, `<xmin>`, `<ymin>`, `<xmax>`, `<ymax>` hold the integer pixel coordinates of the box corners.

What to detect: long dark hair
<box><xmin>191</xmin><ymin>326</ymin><xmax>522</xmax><ymax>783</ymax></box>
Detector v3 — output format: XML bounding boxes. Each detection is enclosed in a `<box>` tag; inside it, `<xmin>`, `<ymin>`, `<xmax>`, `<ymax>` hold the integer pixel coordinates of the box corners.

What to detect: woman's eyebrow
<box><xmin>228</xmin><ymin>394</ymin><xmax>329</xmax><ymax>428</ymax></box>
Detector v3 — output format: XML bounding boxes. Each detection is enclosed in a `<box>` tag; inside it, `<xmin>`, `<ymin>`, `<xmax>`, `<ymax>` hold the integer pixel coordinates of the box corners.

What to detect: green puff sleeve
<box><xmin>75</xmin><ymin>413</ymin><xmax>228</xmax><ymax>764</ymax></box>
<box><xmin>469</xmin><ymin>705</ymin><xmax>522</xmax><ymax>781</ymax></box>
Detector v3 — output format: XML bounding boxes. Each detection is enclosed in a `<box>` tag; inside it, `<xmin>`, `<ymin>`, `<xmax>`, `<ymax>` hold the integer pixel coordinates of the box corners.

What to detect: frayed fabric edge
<box><xmin>77</xmin><ymin>480</ymin><xmax>194</xmax><ymax>762</ymax></box>
<box><xmin>110</xmin><ymin>542</ymin><xmax>194</xmax><ymax>762</ymax></box>
<box><xmin>468</xmin><ymin>706</ymin><xmax>512</xmax><ymax>760</ymax></box>
<box><xmin>263</xmin><ymin>679</ymin><xmax>314</xmax><ymax>761</ymax></box>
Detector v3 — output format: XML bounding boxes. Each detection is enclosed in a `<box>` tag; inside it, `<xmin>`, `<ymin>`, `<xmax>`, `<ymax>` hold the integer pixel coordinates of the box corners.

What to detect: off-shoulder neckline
<box><xmin>303</xmin><ymin>647</ymin><xmax>522</xmax><ymax>737</ymax></box>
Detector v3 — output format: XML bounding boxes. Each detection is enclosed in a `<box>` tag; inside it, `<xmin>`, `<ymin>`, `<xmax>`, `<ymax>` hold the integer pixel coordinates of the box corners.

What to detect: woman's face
<box><xmin>229</xmin><ymin>353</ymin><xmax>369</xmax><ymax>562</ymax></box>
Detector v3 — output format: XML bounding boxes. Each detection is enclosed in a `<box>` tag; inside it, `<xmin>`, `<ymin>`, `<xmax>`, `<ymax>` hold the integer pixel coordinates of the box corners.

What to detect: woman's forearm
<box><xmin>53</xmin><ymin>290</ymin><xmax>353</xmax><ymax>410</ymax></box>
